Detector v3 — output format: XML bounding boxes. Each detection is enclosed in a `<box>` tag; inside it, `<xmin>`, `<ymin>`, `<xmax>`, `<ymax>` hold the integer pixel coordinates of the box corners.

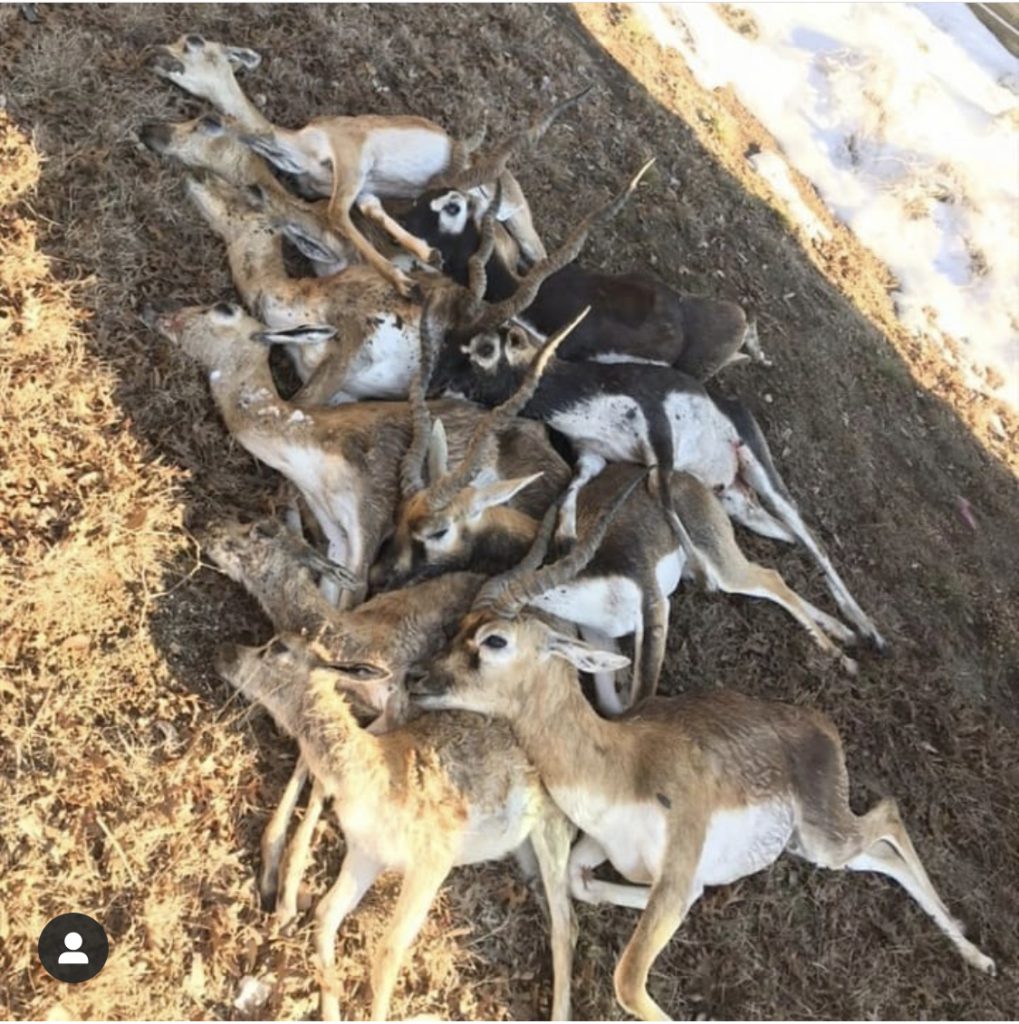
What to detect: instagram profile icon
<box><xmin>37</xmin><ymin>913</ymin><xmax>109</xmax><ymax>983</ymax></box>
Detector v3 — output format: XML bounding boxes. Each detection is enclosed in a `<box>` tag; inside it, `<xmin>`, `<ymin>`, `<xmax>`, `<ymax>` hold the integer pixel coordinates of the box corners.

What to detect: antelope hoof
<box><xmin>275</xmin><ymin>900</ymin><xmax>298</xmax><ymax>930</ymax></box>
<box><xmin>976</xmin><ymin>953</ymin><xmax>997</xmax><ymax>976</ymax></box>
<box><xmin>259</xmin><ymin>884</ymin><xmax>278</xmax><ymax>914</ymax></box>
<box><xmin>554</xmin><ymin>521</ymin><xmax>578</xmax><ymax>552</ymax></box>
<box><xmin>391</xmin><ymin>270</ymin><xmax>417</xmax><ymax>299</ymax></box>
<box><xmin>865</xmin><ymin>627</ymin><xmax>889</xmax><ymax>654</ymax></box>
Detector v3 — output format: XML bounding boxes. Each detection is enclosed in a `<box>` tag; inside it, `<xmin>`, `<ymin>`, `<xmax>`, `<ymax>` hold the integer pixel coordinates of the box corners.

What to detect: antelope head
<box><xmin>148</xmin><ymin>33</ymin><xmax>261</xmax><ymax>100</ymax></box>
<box><xmin>409</xmin><ymin>474</ymin><xmax>640</xmax><ymax>715</ymax></box>
<box><xmin>370</xmin><ymin>289</ymin><xmax>588</xmax><ymax>592</ymax></box>
<box><xmin>214</xmin><ymin>633</ymin><xmax>402</xmax><ymax>736</ymax></box>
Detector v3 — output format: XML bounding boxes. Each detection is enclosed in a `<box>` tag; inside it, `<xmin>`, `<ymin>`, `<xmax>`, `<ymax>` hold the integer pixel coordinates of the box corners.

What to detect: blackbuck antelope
<box><xmin>184</xmin><ymin>173</ymin><xmax>422</xmax><ymax>403</ymax></box>
<box><xmin>144</xmin><ymin>300</ymin><xmax>569</xmax><ymax>598</ymax></box>
<box><xmin>138</xmin><ymin>113</ymin><xmax>361</xmax><ymax>275</ymax></box>
<box><xmin>214</xmin><ymin>631</ymin><xmax>575</xmax><ymax>1022</ymax></box>
<box><xmin>203</xmin><ymin>516</ymin><xmax>486</xmax><ymax>926</ymax></box>
<box><xmin>433</xmin><ymin>295</ymin><xmax>886</xmax><ymax>650</ymax></box>
<box><xmin>238</xmin><ymin>157</ymin><xmax>655</xmax><ymax>406</ymax></box>
<box><xmin>410</xmin><ymin>525</ymin><xmax>996</xmax><ymax>1021</ymax></box>
<box><xmin>400</xmin><ymin>184</ymin><xmax>767</xmax><ymax>380</ymax></box>
<box><xmin>375</xmin><ymin>452</ymin><xmax>859</xmax><ymax>710</ymax></box>
<box><xmin>149</xmin><ymin>33</ymin><xmax>575</xmax><ymax>294</ymax></box>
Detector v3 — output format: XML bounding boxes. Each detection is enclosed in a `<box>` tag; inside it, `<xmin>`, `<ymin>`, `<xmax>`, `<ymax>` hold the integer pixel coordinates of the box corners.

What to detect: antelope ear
<box><xmin>251</xmin><ymin>324</ymin><xmax>337</xmax><ymax>346</ymax></box>
<box><xmin>427</xmin><ymin>419</ymin><xmax>449</xmax><ymax>483</ymax></box>
<box><xmin>243</xmin><ymin>183</ymin><xmax>268</xmax><ymax>208</ymax></box>
<box><xmin>282</xmin><ymin>223</ymin><xmax>348</xmax><ymax>265</ymax></box>
<box><xmin>468</xmin><ymin>473</ymin><xmax>543</xmax><ymax>516</ymax></box>
<box><xmin>225</xmin><ymin>45</ymin><xmax>262</xmax><ymax>70</ymax></box>
<box><xmin>546</xmin><ymin>632</ymin><xmax>631</xmax><ymax>673</ymax></box>
<box><xmin>240</xmin><ymin>133</ymin><xmax>307</xmax><ymax>175</ymax></box>
<box><xmin>506</xmin><ymin>326</ymin><xmax>532</xmax><ymax>351</ymax></box>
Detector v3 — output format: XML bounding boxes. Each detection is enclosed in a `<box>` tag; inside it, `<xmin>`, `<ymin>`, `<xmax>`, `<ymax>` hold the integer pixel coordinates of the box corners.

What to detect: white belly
<box><xmin>453</xmin><ymin>784</ymin><xmax>539</xmax><ymax>866</ymax></box>
<box><xmin>549</xmin><ymin>396</ymin><xmax>648</xmax><ymax>463</ymax></box>
<box><xmin>655</xmin><ymin>546</ymin><xmax>685</xmax><ymax>597</ymax></box>
<box><xmin>345</xmin><ymin>313</ymin><xmax>420</xmax><ymax>399</ymax></box>
<box><xmin>531</xmin><ymin>575</ymin><xmax>642</xmax><ymax>638</ymax></box>
<box><xmin>366</xmin><ymin>129</ymin><xmax>453</xmax><ymax>197</ymax></box>
<box><xmin>695</xmin><ymin>801</ymin><xmax>796</xmax><ymax>888</ymax></box>
<box><xmin>663</xmin><ymin>392</ymin><xmax>741</xmax><ymax>488</ymax></box>
<box><xmin>551</xmin><ymin>787</ymin><xmax>668</xmax><ymax>884</ymax></box>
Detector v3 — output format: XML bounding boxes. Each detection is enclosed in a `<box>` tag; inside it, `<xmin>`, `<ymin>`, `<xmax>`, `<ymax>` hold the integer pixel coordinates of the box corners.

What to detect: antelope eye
<box><xmin>337</xmin><ymin>663</ymin><xmax>384</xmax><ymax>680</ymax></box>
<box><xmin>444</xmin><ymin>201</ymin><xmax>462</xmax><ymax>216</ymax></box>
<box><xmin>211</xmin><ymin>301</ymin><xmax>239</xmax><ymax>319</ymax></box>
<box><xmin>185</xmin><ymin>34</ymin><xmax>205</xmax><ymax>49</ymax></box>
<box><xmin>481</xmin><ymin>634</ymin><xmax>507</xmax><ymax>650</ymax></box>
<box><xmin>476</xmin><ymin>341</ymin><xmax>495</xmax><ymax>360</ymax></box>
<box><xmin>426</xmin><ymin>527</ymin><xmax>449</xmax><ymax>541</ymax></box>
<box><xmin>198</xmin><ymin>114</ymin><xmax>223</xmax><ymax>134</ymax></box>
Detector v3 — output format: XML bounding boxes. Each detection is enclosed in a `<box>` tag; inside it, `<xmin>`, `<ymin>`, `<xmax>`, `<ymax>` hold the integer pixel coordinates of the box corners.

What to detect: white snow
<box><xmin>642</xmin><ymin>2</ymin><xmax>1019</xmax><ymax>408</ymax></box>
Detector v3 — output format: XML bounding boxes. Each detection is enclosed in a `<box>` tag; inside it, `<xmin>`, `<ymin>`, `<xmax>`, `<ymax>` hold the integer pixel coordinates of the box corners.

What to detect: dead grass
<box><xmin>0</xmin><ymin>3</ymin><xmax>1017</xmax><ymax>1020</ymax></box>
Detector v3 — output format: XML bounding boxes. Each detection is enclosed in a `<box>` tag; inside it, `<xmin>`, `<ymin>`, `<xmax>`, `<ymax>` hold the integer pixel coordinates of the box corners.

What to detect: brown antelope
<box><xmin>374</xmin><ymin>451</ymin><xmax>859</xmax><ymax>711</ymax></box>
<box><xmin>148</xmin><ymin>33</ymin><xmax>578</xmax><ymax>294</ymax></box>
<box><xmin>183</xmin><ymin>173</ymin><xmax>421</xmax><ymax>402</ymax></box>
<box><xmin>213</xmin><ymin>629</ymin><xmax>575</xmax><ymax>1022</ymax></box>
<box><xmin>144</xmin><ymin>299</ymin><xmax>569</xmax><ymax>597</ymax></box>
<box><xmin>138</xmin><ymin>113</ymin><xmax>362</xmax><ymax>276</ymax></box>
<box><xmin>203</xmin><ymin>516</ymin><xmax>485</xmax><ymax>925</ymax></box>
<box><xmin>409</xmin><ymin>519</ymin><xmax>996</xmax><ymax>1021</ymax></box>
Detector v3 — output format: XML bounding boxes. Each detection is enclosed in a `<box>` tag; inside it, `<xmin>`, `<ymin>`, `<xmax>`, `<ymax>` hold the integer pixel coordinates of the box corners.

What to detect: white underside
<box><xmin>363</xmin><ymin>129</ymin><xmax>453</xmax><ymax>198</ymax></box>
<box><xmin>343</xmin><ymin>313</ymin><xmax>420</xmax><ymax>399</ymax></box>
<box><xmin>531</xmin><ymin>575</ymin><xmax>643</xmax><ymax>638</ymax></box>
<box><xmin>549</xmin><ymin>392</ymin><xmax>741</xmax><ymax>488</ymax></box>
<box><xmin>553</xmin><ymin>786</ymin><xmax>796</xmax><ymax>890</ymax></box>
<box><xmin>529</xmin><ymin>547</ymin><xmax>683</xmax><ymax>639</ymax></box>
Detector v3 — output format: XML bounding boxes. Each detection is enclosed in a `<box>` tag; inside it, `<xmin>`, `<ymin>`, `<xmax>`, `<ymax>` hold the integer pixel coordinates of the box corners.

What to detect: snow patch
<box><xmin>643</xmin><ymin>2</ymin><xmax>1019</xmax><ymax>408</ymax></box>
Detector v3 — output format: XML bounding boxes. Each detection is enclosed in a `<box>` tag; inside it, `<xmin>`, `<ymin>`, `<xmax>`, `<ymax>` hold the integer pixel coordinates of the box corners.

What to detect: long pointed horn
<box><xmin>435</xmin><ymin>85</ymin><xmax>592</xmax><ymax>192</ymax></box>
<box><xmin>468</xmin><ymin>158</ymin><xmax>655</xmax><ymax>334</ymax></box>
<box><xmin>428</xmin><ymin>306</ymin><xmax>590</xmax><ymax>508</ymax></box>
<box><xmin>466</xmin><ymin>177</ymin><xmax>501</xmax><ymax>313</ymax></box>
<box><xmin>399</xmin><ymin>292</ymin><xmax>443</xmax><ymax>498</ymax></box>
<box><xmin>475</xmin><ymin>468</ymin><xmax>647</xmax><ymax>617</ymax></box>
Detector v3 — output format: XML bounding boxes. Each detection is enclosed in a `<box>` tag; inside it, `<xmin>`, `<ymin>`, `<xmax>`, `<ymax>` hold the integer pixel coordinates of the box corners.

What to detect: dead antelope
<box><xmin>184</xmin><ymin>173</ymin><xmax>421</xmax><ymax>402</ymax></box>
<box><xmin>144</xmin><ymin>300</ymin><xmax>568</xmax><ymax>596</ymax></box>
<box><xmin>149</xmin><ymin>33</ymin><xmax>576</xmax><ymax>294</ymax></box>
<box><xmin>400</xmin><ymin>182</ymin><xmax>767</xmax><ymax>380</ymax></box>
<box><xmin>375</xmin><ymin>453</ymin><xmax>859</xmax><ymax>711</ymax></box>
<box><xmin>214</xmin><ymin>631</ymin><xmax>575</xmax><ymax>1022</ymax></box>
<box><xmin>203</xmin><ymin>516</ymin><xmax>486</xmax><ymax>924</ymax></box>
<box><xmin>411</xmin><ymin>517</ymin><xmax>995</xmax><ymax>1021</ymax></box>
<box><xmin>137</xmin><ymin>112</ymin><xmax>361</xmax><ymax>275</ymax></box>
<box><xmin>433</xmin><ymin>268</ymin><xmax>886</xmax><ymax>650</ymax></box>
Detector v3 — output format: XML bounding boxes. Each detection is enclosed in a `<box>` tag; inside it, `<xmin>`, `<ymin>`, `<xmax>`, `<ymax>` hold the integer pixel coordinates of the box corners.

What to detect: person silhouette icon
<box><xmin>57</xmin><ymin>931</ymin><xmax>89</xmax><ymax>965</ymax></box>
<box><xmin>38</xmin><ymin>912</ymin><xmax>108</xmax><ymax>982</ymax></box>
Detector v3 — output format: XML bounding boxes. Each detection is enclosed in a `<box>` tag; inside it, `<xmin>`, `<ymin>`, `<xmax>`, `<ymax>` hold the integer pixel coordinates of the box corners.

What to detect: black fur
<box><xmin>399</xmin><ymin>189</ymin><xmax>749</xmax><ymax>379</ymax></box>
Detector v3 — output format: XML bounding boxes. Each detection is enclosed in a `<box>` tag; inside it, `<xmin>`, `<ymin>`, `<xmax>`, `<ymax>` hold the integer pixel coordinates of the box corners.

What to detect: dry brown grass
<box><xmin>1</xmin><ymin>4</ymin><xmax>1017</xmax><ymax>1020</ymax></box>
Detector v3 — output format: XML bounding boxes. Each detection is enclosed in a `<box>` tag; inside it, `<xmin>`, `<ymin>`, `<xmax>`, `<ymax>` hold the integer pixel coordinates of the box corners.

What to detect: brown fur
<box><xmin>415</xmin><ymin>612</ymin><xmax>996</xmax><ymax>1019</ymax></box>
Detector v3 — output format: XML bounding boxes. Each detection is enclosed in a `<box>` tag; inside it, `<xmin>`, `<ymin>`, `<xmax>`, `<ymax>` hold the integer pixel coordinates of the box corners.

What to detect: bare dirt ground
<box><xmin>1</xmin><ymin>4</ymin><xmax>1016</xmax><ymax>1020</ymax></box>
